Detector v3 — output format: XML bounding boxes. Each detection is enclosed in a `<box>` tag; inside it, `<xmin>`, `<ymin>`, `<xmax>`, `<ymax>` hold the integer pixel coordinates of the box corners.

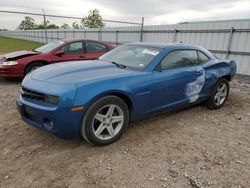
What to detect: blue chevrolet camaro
<box><xmin>17</xmin><ymin>42</ymin><xmax>237</xmax><ymax>146</ymax></box>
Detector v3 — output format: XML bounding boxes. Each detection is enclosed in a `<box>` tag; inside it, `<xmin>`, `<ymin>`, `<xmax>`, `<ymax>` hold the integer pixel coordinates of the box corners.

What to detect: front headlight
<box><xmin>2</xmin><ymin>61</ymin><xmax>18</xmax><ymax>66</ymax></box>
<box><xmin>44</xmin><ymin>95</ymin><xmax>60</xmax><ymax>105</ymax></box>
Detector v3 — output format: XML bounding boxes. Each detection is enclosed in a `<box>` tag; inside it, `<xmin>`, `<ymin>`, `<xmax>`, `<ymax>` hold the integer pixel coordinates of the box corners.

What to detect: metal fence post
<box><xmin>99</xmin><ymin>27</ymin><xmax>102</xmax><ymax>41</ymax></box>
<box><xmin>226</xmin><ymin>27</ymin><xmax>235</xmax><ymax>58</ymax></box>
<box><xmin>173</xmin><ymin>29</ymin><xmax>178</xmax><ymax>43</ymax></box>
<box><xmin>115</xmin><ymin>30</ymin><xmax>119</xmax><ymax>45</ymax></box>
<box><xmin>42</xmin><ymin>9</ymin><xmax>48</xmax><ymax>43</ymax></box>
<box><xmin>140</xmin><ymin>17</ymin><xmax>144</xmax><ymax>42</ymax></box>
<box><xmin>64</xmin><ymin>30</ymin><xmax>66</xmax><ymax>39</ymax></box>
<box><xmin>84</xmin><ymin>30</ymin><xmax>86</xmax><ymax>38</ymax></box>
<box><xmin>73</xmin><ymin>30</ymin><xmax>75</xmax><ymax>38</ymax></box>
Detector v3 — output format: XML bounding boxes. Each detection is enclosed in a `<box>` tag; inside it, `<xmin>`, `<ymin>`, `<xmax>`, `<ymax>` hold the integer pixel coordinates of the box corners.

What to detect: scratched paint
<box><xmin>185</xmin><ymin>73</ymin><xmax>205</xmax><ymax>103</ymax></box>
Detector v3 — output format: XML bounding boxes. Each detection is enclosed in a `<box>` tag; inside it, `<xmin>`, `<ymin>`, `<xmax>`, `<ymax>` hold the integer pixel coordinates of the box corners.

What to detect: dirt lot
<box><xmin>0</xmin><ymin>76</ymin><xmax>250</xmax><ymax>188</ymax></box>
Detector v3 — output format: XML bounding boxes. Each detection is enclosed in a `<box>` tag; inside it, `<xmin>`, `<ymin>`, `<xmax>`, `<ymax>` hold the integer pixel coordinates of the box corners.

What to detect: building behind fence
<box><xmin>1</xmin><ymin>19</ymin><xmax>250</xmax><ymax>75</ymax></box>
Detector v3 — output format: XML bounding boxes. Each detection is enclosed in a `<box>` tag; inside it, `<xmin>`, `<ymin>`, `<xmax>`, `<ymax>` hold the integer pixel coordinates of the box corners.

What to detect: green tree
<box><xmin>60</xmin><ymin>23</ymin><xmax>71</xmax><ymax>29</ymax></box>
<box><xmin>81</xmin><ymin>9</ymin><xmax>104</xmax><ymax>28</ymax></box>
<box><xmin>0</xmin><ymin>28</ymin><xmax>8</xmax><ymax>31</ymax></box>
<box><xmin>18</xmin><ymin>16</ymin><xmax>36</xmax><ymax>30</ymax></box>
<box><xmin>47</xmin><ymin>24</ymin><xmax>59</xmax><ymax>29</ymax></box>
<box><xmin>35</xmin><ymin>21</ymin><xmax>59</xmax><ymax>29</ymax></box>
<box><xmin>72</xmin><ymin>22</ymin><xmax>81</xmax><ymax>29</ymax></box>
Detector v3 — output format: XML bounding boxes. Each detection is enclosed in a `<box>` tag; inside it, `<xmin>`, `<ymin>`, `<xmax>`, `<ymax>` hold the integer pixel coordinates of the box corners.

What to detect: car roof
<box><xmin>62</xmin><ymin>38</ymin><xmax>105</xmax><ymax>43</ymax></box>
<box><xmin>128</xmin><ymin>42</ymin><xmax>201</xmax><ymax>49</ymax></box>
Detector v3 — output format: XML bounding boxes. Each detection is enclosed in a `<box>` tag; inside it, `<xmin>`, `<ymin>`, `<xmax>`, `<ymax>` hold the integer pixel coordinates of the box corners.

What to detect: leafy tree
<box><xmin>18</xmin><ymin>16</ymin><xmax>36</xmax><ymax>30</ymax></box>
<box><xmin>0</xmin><ymin>28</ymin><xmax>8</xmax><ymax>31</ymax></box>
<box><xmin>60</xmin><ymin>23</ymin><xmax>71</xmax><ymax>29</ymax></box>
<box><xmin>47</xmin><ymin>24</ymin><xmax>59</xmax><ymax>29</ymax></box>
<box><xmin>35</xmin><ymin>20</ymin><xmax>49</xmax><ymax>29</ymax></box>
<box><xmin>36</xmin><ymin>21</ymin><xmax>59</xmax><ymax>29</ymax></box>
<box><xmin>72</xmin><ymin>22</ymin><xmax>81</xmax><ymax>29</ymax></box>
<box><xmin>81</xmin><ymin>9</ymin><xmax>104</xmax><ymax>28</ymax></box>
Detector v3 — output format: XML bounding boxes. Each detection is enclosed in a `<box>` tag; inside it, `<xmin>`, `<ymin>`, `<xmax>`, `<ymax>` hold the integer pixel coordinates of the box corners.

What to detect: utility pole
<box><xmin>42</xmin><ymin>9</ymin><xmax>48</xmax><ymax>43</ymax></box>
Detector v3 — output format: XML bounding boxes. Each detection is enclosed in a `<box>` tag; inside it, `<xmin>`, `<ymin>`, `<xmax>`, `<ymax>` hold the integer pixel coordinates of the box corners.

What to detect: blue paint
<box><xmin>16</xmin><ymin>43</ymin><xmax>237</xmax><ymax>139</ymax></box>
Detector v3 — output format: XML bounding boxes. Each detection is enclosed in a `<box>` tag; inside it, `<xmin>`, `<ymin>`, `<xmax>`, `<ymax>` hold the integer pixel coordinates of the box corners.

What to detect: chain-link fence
<box><xmin>0</xmin><ymin>10</ymin><xmax>250</xmax><ymax>75</ymax></box>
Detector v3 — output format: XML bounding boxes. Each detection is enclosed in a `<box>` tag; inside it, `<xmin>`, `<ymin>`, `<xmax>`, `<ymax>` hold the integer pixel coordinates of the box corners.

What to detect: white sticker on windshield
<box><xmin>142</xmin><ymin>49</ymin><xmax>159</xmax><ymax>56</ymax></box>
<box><xmin>139</xmin><ymin>64</ymin><xmax>144</xmax><ymax>67</ymax></box>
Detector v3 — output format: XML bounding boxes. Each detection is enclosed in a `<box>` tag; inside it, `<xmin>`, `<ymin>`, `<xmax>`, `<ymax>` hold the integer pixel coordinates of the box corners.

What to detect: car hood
<box><xmin>30</xmin><ymin>60</ymin><xmax>140</xmax><ymax>84</ymax></box>
<box><xmin>0</xmin><ymin>50</ymin><xmax>39</xmax><ymax>62</ymax></box>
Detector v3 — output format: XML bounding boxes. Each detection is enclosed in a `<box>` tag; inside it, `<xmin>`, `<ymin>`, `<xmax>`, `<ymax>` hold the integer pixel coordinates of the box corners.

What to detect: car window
<box><xmin>161</xmin><ymin>50</ymin><xmax>199</xmax><ymax>70</ymax></box>
<box><xmin>198</xmin><ymin>51</ymin><xmax>210</xmax><ymax>63</ymax></box>
<box><xmin>63</xmin><ymin>42</ymin><xmax>83</xmax><ymax>55</ymax></box>
<box><xmin>86</xmin><ymin>41</ymin><xmax>107</xmax><ymax>53</ymax></box>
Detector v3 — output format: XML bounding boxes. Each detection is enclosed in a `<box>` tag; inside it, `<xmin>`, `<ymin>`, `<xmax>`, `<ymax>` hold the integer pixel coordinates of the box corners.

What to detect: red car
<box><xmin>0</xmin><ymin>39</ymin><xmax>115</xmax><ymax>78</ymax></box>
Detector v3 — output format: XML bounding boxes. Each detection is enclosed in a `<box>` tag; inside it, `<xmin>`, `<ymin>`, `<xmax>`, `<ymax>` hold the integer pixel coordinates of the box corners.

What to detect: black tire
<box><xmin>81</xmin><ymin>95</ymin><xmax>129</xmax><ymax>146</ymax></box>
<box><xmin>206</xmin><ymin>78</ymin><xmax>229</xmax><ymax>110</ymax></box>
<box><xmin>24</xmin><ymin>62</ymin><xmax>45</xmax><ymax>76</ymax></box>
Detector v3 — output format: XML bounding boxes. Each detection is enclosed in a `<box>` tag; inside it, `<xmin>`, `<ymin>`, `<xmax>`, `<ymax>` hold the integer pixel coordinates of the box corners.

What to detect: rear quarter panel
<box><xmin>202</xmin><ymin>59</ymin><xmax>236</xmax><ymax>94</ymax></box>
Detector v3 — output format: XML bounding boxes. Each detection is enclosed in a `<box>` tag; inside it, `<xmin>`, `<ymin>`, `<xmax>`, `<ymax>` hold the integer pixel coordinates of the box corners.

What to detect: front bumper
<box><xmin>16</xmin><ymin>95</ymin><xmax>85</xmax><ymax>139</ymax></box>
<box><xmin>0</xmin><ymin>65</ymin><xmax>24</xmax><ymax>78</ymax></box>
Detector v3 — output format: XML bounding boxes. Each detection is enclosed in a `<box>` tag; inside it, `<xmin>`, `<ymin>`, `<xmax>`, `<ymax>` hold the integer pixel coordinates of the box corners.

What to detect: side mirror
<box><xmin>54</xmin><ymin>50</ymin><xmax>64</xmax><ymax>56</ymax></box>
<box><xmin>155</xmin><ymin>64</ymin><xmax>162</xmax><ymax>72</ymax></box>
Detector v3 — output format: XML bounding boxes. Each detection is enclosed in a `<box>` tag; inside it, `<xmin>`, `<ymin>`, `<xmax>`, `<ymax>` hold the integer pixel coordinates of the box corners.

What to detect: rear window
<box><xmin>198</xmin><ymin>51</ymin><xmax>210</xmax><ymax>63</ymax></box>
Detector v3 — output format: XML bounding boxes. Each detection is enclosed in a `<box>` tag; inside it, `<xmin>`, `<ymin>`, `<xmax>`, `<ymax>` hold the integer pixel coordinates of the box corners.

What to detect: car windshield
<box><xmin>35</xmin><ymin>41</ymin><xmax>65</xmax><ymax>53</ymax></box>
<box><xmin>99</xmin><ymin>44</ymin><xmax>162</xmax><ymax>69</ymax></box>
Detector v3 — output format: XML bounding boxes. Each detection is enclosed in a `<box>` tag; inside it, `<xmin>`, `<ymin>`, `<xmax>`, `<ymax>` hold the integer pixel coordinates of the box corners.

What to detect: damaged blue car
<box><xmin>16</xmin><ymin>42</ymin><xmax>237</xmax><ymax>146</ymax></box>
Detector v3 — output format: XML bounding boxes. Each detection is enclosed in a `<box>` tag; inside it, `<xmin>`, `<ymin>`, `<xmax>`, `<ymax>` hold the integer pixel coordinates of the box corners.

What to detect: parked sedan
<box><xmin>0</xmin><ymin>39</ymin><xmax>114</xmax><ymax>78</ymax></box>
<box><xmin>16</xmin><ymin>43</ymin><xmax>236</xmax><ymax>146</ymax></box>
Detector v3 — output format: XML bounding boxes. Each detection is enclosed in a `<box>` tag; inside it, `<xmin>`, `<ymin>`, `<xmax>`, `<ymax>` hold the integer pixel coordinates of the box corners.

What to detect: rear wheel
<box><xmin>25</xmin><ymin>62</ymin><xmax>45</xmax><ymax>76</ymax></box>
<box><xmin>206</xmin><ymin>78</ymin><xmax>229</xmax><ymax>109</ymax></box>
<box><xmin>81</xmin><ymin>95</ymin><xmax>129</xmax><ymax>146</ymax></box>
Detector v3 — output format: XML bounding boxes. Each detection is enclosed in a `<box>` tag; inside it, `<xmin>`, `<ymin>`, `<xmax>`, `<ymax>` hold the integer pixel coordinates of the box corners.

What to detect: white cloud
<box><xmin>0</xmin><ymin>0</ymin><xmax>249</xmax><ymax>29</ymax></box>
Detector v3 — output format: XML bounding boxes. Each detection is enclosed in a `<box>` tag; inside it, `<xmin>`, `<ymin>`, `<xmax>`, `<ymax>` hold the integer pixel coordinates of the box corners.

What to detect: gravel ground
<box><xmin>0</xmin><ymin>75</ymin><xmax>250</xmax><ymax>188</ymax></box>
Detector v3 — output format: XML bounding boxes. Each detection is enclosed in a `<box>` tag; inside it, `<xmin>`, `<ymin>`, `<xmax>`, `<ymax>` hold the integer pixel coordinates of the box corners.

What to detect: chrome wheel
<box><xmin>214</xmin><ymin>82</ymin><xmax>228</xmax><ymax>106</ymax></box>
<box><xmin>92</xmin><ymin>104</ymin><xmax>124</xmax><ymax>140</ymax></box>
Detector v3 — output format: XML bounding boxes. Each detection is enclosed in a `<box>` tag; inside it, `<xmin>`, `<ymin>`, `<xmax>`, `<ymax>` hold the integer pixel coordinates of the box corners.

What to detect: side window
<box><xmin>86</xmin><ymin>42</ymin><xmax>107</xmax><ymax>53</ymax></box>
<box><xmin>198</xmin><ymin>51</ymin><xmax>210</xmax><ymax>63</ymax></box>
<box><xmin>63</xmin><ymin>42</ymin><xmax>83</xmax><ymax>55</ymax></box>
<box><xmin>161</xmin><ymin>50</ymin><xmax>199</xmax><ymax>70</ymax></box>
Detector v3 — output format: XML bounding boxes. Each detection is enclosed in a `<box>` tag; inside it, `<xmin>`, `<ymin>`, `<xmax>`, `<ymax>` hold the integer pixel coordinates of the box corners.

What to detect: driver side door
<box><xmin>151</xmin><ymin>49</ymin><xmax>205</xmax><ymax>112</ymax></box>
<box><xmin>51</xmin><ymin>41</ymin><xmax>86</xmax><ymax>63</ymax></box>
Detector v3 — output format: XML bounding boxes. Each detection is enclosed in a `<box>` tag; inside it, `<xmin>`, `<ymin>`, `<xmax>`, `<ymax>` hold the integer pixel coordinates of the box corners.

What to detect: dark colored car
<box><xmin>17</xmin><ymin>42</ymin><xmax>236</xmax><ymax>146</ymax></box>
<box><xmin>0</xmin><ymin>39</ymin><xmax>115</xmax><ymax>78</ymax></box>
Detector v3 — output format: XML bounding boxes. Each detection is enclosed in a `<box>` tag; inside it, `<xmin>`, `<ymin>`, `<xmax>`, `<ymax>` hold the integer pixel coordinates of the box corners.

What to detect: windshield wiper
<box><xmin>110</xmin><ymin>61</ymin><xmax>126</xmax><ymax>69</ymax></box>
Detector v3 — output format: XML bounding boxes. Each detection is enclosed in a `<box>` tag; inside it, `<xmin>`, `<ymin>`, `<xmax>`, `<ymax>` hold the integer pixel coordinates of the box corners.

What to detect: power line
<box><xmin>0</xmin><ymin>10</ymin><xmax>142</xmax><ymax>25</ymax></box>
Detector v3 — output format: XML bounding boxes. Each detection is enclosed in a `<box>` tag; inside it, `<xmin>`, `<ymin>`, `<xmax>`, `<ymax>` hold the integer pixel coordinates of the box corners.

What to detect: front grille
<box><xmin>21</xmin><ymin>88</ymin><xmax>46</xmax><ymax>103</ymax></box>
<box><xmin>21</xmin><ymin>87</ymin><xmax>60</xmax><ymax>105</ymax></box>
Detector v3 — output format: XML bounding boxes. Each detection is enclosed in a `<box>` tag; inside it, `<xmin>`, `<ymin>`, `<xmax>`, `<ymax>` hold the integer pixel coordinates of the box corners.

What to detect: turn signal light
<box><xmin>71</xmin><ymin>106</ymin><xmax>84</xmax><ymax>111</ymax></box>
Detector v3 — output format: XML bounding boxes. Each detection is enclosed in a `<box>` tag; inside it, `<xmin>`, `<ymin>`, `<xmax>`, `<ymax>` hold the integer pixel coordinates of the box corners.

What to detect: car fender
<box><xmin>74</xmin><ymin>82</ymin><xmax>134</xmax><ymax>109</ymax></box>
<box><xmin>73</xmin><ymin>73</ymin><xmax>153</xmax><ymax>120</ymax></box>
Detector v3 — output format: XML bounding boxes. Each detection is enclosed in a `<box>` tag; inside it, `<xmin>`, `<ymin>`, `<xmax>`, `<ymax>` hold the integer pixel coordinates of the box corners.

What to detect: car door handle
<box><xmin>196</xmin><ymin>70</ymin><xmax>204</xmax><ymax>75</ymax></box>
<box><xmin>79</xmin><ymin>55</ymin><xmax>85</xmax><ymax>59</ymax></box>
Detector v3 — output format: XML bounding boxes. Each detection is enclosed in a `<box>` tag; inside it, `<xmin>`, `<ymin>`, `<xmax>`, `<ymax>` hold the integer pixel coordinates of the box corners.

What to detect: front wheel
<box><xmin>81</xmin><ymin>95</ymin><xmax>129</xmax><ymax>146</ymax></box>
<box><xmin>206</xmin><ymin>78</ymin><xmax>229</xmax><ymax>109</ymax></box>
<box><xmin>25</xmin><ymin>62</ymin><xmax>45</xmax><ymax>76</ymax></box>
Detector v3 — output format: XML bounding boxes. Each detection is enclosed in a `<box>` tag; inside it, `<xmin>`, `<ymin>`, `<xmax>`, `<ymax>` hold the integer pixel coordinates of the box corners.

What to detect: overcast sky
<box><xmin>0</xmin><ymin>0</ymin><xmax>250</xmax><ymax>29</ymax></box>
